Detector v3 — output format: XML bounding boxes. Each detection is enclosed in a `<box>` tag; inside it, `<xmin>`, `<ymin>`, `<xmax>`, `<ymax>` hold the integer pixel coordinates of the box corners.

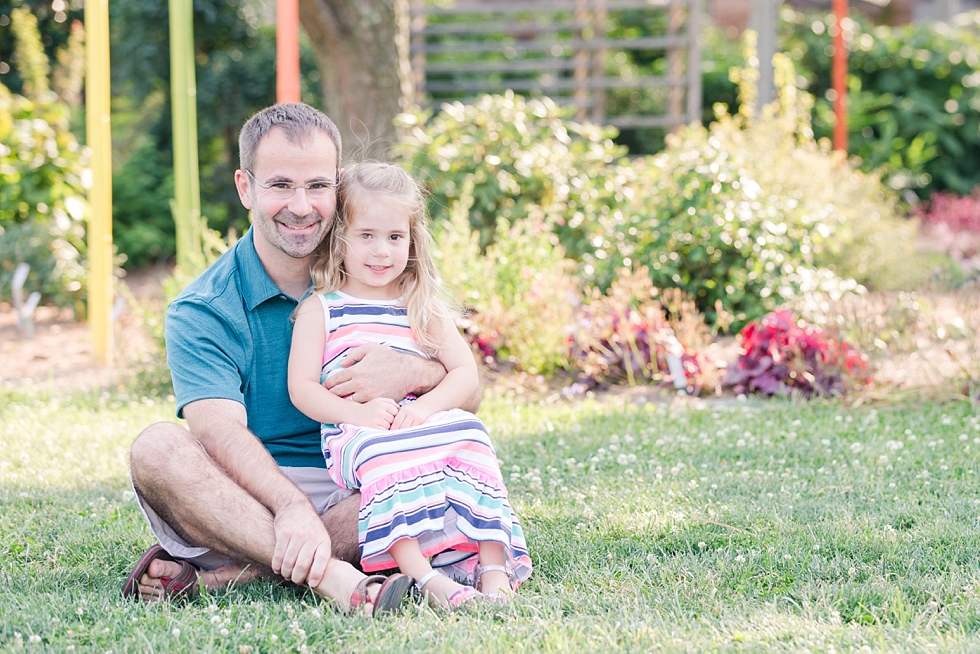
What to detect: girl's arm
<box><xmin>390</xmin><ymin>314</ymin><xmax>479</xmax><ymax>430</ymax></box>
<box><xmin>287</xmin><ymin>297</ymin><xmax>398</xmax><ymax>430</ymax></box>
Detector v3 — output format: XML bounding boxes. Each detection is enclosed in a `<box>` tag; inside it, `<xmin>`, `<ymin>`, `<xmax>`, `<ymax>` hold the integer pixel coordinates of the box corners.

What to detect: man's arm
<box><xmin>323</xmin><ymin>342</ymin><xmax>482</xmax><ymax>413</ymax></box>
<box><xmin>182</xmin><ymin>398</ymin><xmax>334</xmax><ymax>587</ymax></box>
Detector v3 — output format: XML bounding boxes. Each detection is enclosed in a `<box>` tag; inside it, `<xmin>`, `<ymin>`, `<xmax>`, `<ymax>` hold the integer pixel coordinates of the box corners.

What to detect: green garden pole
<box><xmin>169</xmin><ymin>0</ymin><xmax>205</xmax><ymax>276</ymax></box>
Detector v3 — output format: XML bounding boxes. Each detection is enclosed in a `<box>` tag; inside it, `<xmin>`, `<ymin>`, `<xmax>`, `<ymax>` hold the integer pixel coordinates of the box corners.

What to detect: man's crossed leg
<box><xmin>126</xmin><ymin>421</ymin><xmax>409</xmax><ymax>615</ymax></box>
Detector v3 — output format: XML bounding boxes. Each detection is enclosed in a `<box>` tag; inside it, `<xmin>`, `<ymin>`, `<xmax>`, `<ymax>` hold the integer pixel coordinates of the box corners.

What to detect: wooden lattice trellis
<box><xmin>409</xmin><ymin>0</ymin><xmax>703</xmax><ymax>129</ymax></box>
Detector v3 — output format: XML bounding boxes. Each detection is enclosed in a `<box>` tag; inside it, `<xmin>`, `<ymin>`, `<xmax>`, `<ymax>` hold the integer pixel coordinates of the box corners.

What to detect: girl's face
<box><xmin>340</xmin><ymin>196</ymin><xmax>412</xmax><ymax>300</ymax></box>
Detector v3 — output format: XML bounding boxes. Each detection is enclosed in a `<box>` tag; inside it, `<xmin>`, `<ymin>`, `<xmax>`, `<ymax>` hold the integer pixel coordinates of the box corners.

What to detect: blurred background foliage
<box><xmin>3</xmin><ymin>2</ymin><xmax>978</xmax><ymax>273</ymax></box>
<box><xmin>0</xmin><ymin>4</ymin><xmax>87</xmax><ymax>309</ymax></box>
<box><xmin>781</xmin><ymin>7</ymin><xmax>980</xmax><ymax>200</ymax></box>
<box><xmin>0</xmin><ymin>0</ymin><xmax>323</xmax><ymax>273</ymax></box>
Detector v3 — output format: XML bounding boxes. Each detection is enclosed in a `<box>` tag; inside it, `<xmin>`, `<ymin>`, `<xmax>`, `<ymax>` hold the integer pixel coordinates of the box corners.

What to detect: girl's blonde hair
<box><xmin>311</xmin><ymin>161</ymin><xmax>455</xmax><ymax>355</ymax></box>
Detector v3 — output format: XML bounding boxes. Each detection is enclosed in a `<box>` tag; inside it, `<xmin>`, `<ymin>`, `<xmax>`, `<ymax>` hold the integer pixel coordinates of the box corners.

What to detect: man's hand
<box><xmin>324</xmin><ymin>343</ymin><xmax>444</xmax><ymax>403</ymax></box>
<box><xmin>390</xmin><ymin>401</ymin><xmax>435</xmax><ymax>430</ymax></box>
<box><xmin>350</xmin><ymin>397</ymin><xmax>399</xmax><ymax>429</ymax></box>
<box><xmin>271</xmin><ymin>502</ymin><xmax>333</xmax><ymax>587</ymax></box>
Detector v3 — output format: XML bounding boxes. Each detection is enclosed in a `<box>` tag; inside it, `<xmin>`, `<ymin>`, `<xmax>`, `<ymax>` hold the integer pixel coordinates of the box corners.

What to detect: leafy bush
<box><xmin>433</xmin><ymin>186</ymin><xmax>576</xmax><ymax>376</ymax></box>
<box><xmin>0</xmin><ymin>85</ymin><xmax>87</xmax><ymax>309</ymax></box>
<box><xmin>585</xmin><ymin>50</ymin><xmax>924</xmax><ymax>327</ymax></box>
<box><xmin>782</xmin><ymin>8</ymin><xmax>980</xmax><ymax>198</ymax></box>
<box><xmin>111</xmin><ymin>138</ymin><xmax>177</xmax><ymax>267</ymax></box>
<box><xmin>724</xmin><ymin>309</ymin><xmax>870</xmax><ymax>397</ymax></box>
<box><xmin>394</xmin><ymin>92</ymin><xmax>629</xmax><ymax>257</ymax></box>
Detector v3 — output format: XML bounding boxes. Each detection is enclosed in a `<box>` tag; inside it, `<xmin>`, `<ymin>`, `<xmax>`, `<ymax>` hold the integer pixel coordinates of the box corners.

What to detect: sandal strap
<box><xmin>414</xmin><ymin>569</ymin><xmax>443</xmax><ymax>592</ymax></box>
<box><xmin>350</xmin><ymin>574</ymin><xmax>388</xmax><ymax>611</ymax></box>
<box><xmin>476</xmin><ymin>564</ymin><xmax>513</xmax><ymax>579</ymax></box>
<box><xmin>475</xmin><ymin>564</ymin><xmax>515</xmax><ymax>593</ymax></box>
<box><xmin>162</xmin><ymin>560</ymin><xmax>200</xmax><ymax>598</ymax></box>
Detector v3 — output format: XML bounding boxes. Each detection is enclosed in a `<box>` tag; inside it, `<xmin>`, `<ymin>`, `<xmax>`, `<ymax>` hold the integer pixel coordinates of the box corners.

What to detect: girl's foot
<box><xmin>415</xmin><ymin>570</ymin><xmax>480</xmax><ymax>609</ymax></box>
<box><xmin>476</xmin><ymin>564</ymin><xmax>514</xmax><ymax>601</ymax></box>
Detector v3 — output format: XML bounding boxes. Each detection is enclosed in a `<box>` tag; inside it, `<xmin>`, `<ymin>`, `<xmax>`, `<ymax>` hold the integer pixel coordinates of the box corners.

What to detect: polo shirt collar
<box><xmin>237</xmin><ymin>229</ymin><xmax>294</xmax><ymax>311</ymax></box>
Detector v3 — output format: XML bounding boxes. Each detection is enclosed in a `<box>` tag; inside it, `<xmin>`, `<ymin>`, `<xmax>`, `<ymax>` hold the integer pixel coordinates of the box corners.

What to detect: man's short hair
<box><xmin>239</xmin><ymin>103</ymin><xmax>343</xmax><ymax>172</ymax></box>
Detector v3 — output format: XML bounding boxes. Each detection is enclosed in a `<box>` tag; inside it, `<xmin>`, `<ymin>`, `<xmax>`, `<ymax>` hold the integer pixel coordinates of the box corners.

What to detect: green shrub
<box><xmin>782</xmin><ymin>8</ymin><xmax>980</xmax><ymax>198</ymax></box>
<box><xmin>111</xmin><ymin>139</ymin><xmax>176</xmax><ymax>267</ymax></box>
<box><xmin>0</xmin><ymin>84</ymin><xmax>87</xmax><ymax>309</ymax></box>
<box><xmin>394</xmin><ymin>92</ymin><xmax>629</xmax><ymax>258</ymax></box>
<box><xmin>585</xmin><ymin>51</ymin><xmax>919</xmax><ymax>328</ymax></box>
<box><xmin>433</xmin><ymin>184</ymin><xmax>575</xmax><ymax>375</ymax></box>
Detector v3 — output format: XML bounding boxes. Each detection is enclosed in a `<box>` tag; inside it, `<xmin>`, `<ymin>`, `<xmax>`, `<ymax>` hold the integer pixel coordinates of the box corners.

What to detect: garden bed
<box><xmin>1</xmin><ymin>267</ymin><xmax>976</xmax><ymax>404</ymax></box>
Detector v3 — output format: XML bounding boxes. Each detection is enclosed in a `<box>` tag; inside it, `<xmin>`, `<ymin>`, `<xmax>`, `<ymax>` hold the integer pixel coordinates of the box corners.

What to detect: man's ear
<box><xmin>235</xmin><ymin>169</ymin><xmax>254</xmax><ymax>210</ymax></box>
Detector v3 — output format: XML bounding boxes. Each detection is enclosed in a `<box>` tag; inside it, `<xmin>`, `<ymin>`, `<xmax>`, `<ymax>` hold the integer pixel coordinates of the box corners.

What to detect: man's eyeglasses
<box><xmin>244</xmin><ymin>169</ymin><xmax>338</xmax><ymax>199</ymax></box>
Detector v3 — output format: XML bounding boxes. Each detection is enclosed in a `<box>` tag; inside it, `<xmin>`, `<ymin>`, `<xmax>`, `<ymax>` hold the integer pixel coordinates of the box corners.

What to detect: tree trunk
<box><xmin>299</xmin><ymin>0</ymin><xmax>412</xmax><ymax>160</ymax></box>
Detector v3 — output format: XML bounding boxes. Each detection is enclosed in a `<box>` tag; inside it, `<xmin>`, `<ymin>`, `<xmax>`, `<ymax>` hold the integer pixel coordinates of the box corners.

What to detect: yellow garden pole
<box><xmin>85</xmin><ymin>0</ymin><xmax>113</xmax><ymax>365</ymax></box>
<box><xmin>169</xmin><ymin>0</ymin><xmax>204</xmax><ymax>276</ymax></box>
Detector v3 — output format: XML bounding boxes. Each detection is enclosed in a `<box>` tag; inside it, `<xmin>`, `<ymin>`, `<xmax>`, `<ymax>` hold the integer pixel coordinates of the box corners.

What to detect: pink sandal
<box><xmin>415</xmin><ymin>570</ymin><xmax>481</xmax><ymax>610</ymax></box>
<box><xmin>476</xmin><ymin>564</ymin><xmax>515</xmax><ymax>603</ymax></box>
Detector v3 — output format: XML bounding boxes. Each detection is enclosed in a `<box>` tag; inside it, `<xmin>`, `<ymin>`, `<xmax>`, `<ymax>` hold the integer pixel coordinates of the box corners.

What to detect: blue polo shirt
<box><xmin>165</xmin><ymin>229</ymin><xmax>324</xmax><ymax>468</ymax></box>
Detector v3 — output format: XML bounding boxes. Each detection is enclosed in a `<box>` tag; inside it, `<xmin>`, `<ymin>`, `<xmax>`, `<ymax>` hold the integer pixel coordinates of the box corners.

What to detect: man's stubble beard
<box><xmin>253</xmin><ymin>205</ymin><xmax>332</xmax><ymax>260</ymax></box>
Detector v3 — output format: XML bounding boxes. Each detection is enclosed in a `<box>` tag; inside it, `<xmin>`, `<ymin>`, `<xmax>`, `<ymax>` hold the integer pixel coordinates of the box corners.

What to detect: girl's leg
<box><xmin>389</xmin><ymin>538</ymin><xmax>468</xmax><ymax>608</ymax></box>
<box><xmin>477</xmin><ymin>541</ymin><xmax>511</xmax><ymax>597</ymax></box>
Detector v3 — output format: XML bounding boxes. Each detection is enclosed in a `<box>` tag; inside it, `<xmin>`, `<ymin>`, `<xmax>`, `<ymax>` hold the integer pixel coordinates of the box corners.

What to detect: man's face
<box><xmin>237</xmin><ymin>128</ymin><xmax>339</xmax><ymax>260</ymax></box>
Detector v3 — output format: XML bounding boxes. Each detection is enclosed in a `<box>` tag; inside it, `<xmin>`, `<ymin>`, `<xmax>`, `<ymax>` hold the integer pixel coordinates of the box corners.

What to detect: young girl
<box><xmin>287</xmin><ymin>162</ymin><xmax>532</xmax><ymax>609</ymax></box>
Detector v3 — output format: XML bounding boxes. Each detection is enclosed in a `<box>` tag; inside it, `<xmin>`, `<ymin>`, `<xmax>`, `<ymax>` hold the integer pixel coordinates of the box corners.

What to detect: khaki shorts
<box><xmin>132</xmin><ymin>466</ymin><xmax>354</xmax><ymax>571</ymax></box>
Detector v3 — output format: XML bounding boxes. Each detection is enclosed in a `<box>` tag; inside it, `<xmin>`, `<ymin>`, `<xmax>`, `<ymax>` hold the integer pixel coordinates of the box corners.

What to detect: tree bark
<box><xmin>299</xmin><ymin>0</ymin><xmax>412</xmax><ymax>161</ymax></box>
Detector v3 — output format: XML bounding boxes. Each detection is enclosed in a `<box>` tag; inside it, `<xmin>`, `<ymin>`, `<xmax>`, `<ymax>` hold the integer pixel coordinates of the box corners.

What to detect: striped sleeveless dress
<box><xmin>316</xmin><ymin>291</ymin><xmax>532</xmax><ymax>582</ymax></box>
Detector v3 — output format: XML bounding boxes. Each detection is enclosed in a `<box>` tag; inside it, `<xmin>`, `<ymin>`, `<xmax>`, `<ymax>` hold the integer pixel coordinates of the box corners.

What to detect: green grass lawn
<box><xmin>2</xmin><ymin>384</ymin><xmax>980</xmax><ymax>652</ymax></box>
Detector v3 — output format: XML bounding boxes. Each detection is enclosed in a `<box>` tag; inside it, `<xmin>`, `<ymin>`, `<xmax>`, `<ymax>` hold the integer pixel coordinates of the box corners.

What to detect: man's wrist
<box><xmin>408</xmin><ymin>356</ymin><xmax>446</xmax><ymax>396</ymax></box>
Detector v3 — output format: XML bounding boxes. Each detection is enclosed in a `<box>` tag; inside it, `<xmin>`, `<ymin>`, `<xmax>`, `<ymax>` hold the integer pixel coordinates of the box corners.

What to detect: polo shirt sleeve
<box><xmin>166</xmin><ymin>297</ymin><xmax>249</xmax><ymax>419</ymax></box>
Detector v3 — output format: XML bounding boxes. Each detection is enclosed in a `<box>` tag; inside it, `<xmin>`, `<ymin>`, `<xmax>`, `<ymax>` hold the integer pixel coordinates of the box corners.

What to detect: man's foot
<box><xmin>123</xmin><ymin>546</ymin><xmax>260</xmax><ymax>602</ymax></box>
<box><xmin>136</xmin><ymin>558</ymin><xmax>259</xmax><ymax>602</ymax></box>
<box><xmin>347</xmin><ymin>573</ymin><xmax>414</xmax><ymax>618</ymax></box>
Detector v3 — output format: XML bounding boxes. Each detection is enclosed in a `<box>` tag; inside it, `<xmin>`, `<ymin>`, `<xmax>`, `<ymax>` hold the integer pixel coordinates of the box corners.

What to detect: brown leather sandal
<box><xmin>121</xmin><ymin>545</ymin><xmax>199</xmax><ymax>601</ymax></box>
<box><xmin>349</xmin><ymin>573</ymin><xmax>413</xmax><ymax>617</ymax></box>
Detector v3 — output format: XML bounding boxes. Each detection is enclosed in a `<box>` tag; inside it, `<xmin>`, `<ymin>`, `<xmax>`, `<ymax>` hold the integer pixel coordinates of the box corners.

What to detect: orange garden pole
<box><xmin>832</xmin><ymin>0</ymin><xmax>848</xmax><ymax>153</ymax></box>
<box><xmin>277</xmin><ymin>0</ymin><xmax>301</xmax><ymax>103</ymax></box>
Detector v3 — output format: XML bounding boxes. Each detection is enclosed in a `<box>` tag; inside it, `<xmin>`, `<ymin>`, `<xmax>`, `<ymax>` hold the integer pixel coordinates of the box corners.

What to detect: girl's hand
<box><xmin>350</xmin><ymin>398</ymin><xmax>399</xmax><ymax>430</ymax></box>
<box><xmin>391</xmin><ymin>402</ymin><xmax>435</xmax><ymax>430</ymax></box>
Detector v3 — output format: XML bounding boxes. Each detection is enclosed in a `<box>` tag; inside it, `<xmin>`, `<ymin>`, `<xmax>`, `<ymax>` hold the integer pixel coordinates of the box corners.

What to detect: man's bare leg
<box><xmin>129</xmin><ymin>422</ymin><xmax>372</xmax><ymax>607</ymax></box>
<box><xmin>321</xmin><ymin>493</ymin><xmax>361</xmax><ymax>565</ymax></box>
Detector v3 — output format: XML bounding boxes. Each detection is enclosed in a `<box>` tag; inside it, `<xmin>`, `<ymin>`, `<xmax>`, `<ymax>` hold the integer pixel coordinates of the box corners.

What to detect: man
<box><xmin>124</xmin><ymin>103</ymin><xmax>471</xmax><ymax>615</ymax></box>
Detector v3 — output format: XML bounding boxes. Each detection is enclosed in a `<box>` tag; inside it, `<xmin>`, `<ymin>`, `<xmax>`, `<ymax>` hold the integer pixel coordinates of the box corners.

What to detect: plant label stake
<box><xmin>11</xmin><ymin>263</ymin><xmax>41</xmax><ymax>340</ymax></box>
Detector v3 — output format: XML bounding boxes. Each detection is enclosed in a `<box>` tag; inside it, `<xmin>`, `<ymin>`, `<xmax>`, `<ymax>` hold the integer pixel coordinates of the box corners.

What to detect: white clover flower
<box><xmin>172</xmin><ymin>628</ymin><xmax>181</xmax><ymax>638</ymax></box>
